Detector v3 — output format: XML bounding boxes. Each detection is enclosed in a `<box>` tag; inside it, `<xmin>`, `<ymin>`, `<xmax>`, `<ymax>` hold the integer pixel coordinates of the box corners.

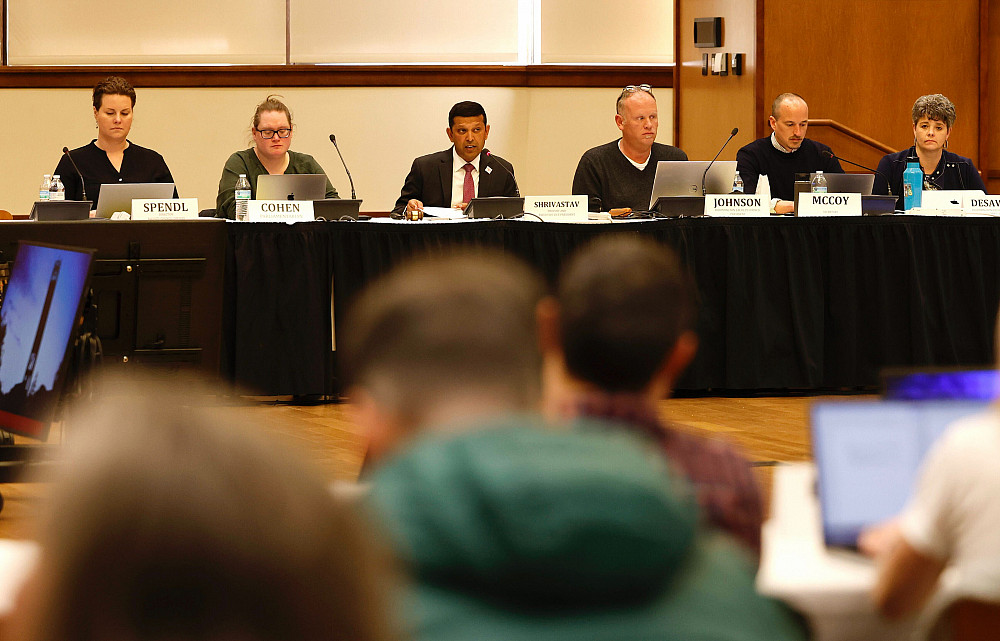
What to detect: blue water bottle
<box><xmin>903</xmin><ymin>161</ymin><xmax>923</xmax><ymax>210</ymax></box>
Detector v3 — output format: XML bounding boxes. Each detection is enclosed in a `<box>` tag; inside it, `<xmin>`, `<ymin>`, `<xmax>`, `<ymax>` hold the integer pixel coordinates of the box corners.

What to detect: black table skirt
<box><xmin>223</xmin><ymin>217</ymin><xmax>1000</xmax><ymax>395</ymax></box>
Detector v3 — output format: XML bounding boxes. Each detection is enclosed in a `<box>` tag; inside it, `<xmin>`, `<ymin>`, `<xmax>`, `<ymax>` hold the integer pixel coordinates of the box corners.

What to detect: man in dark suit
<box><xmin>392</xmin><ymin>101</ymin><xmax>518</xmax><ymax>215</ymax></box>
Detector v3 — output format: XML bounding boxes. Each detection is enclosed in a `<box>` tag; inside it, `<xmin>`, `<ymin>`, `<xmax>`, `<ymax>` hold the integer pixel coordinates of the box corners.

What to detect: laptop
<box><xmin>465</xmin><ymin>197</ymin><xmax>525</xmax><ymax>219</ymax></box>
<box><xmin>29</xmin><ymin>200</ymin><xmax>91</xmax><ymax>221</ymax></box>
<box><xmin>313</xmin><ymin>199</ymin><xmax>364</xmax><ymax>220</ymax></box>
<box><xmin>881</xmin><ymin>367</ymin><xmax>1000</xmax><ymax>401</ymax></box>
<box><xmin>810</xmin><ymin>399</ymin><xmax>988</xmax><ymax>548</ymax></box>
<box><xmin>649</xmin><ymin>161</ymin><xmax>737</xmax><ymax>210</ymax></box>
<box><xmin>808</xmin><ymin>173</ymin><xmax>875</xmax><ymax>195</ymax></box>
<box><xmin>95</xmin><ymin>183</ymin><xmax>175</xmax><ymax>219</ymax></box>
<box><xmin>256</xmin><ymin>174</ymin><xmax>328</xmax><ymax>201</ymax></box>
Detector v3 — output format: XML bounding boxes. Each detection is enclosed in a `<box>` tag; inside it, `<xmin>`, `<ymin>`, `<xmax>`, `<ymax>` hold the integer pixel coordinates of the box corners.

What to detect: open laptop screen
<box><xmin>648</xmin><ymin>161</ymin><xmax>737</xmax><ymax>209</ymax></box>
<box><xmin>810</xmin><ymin>399</ymin><xmax>988</xmax><ymax>548</ymax></box>
<box><xmin>0</xmin><ymin>242</ymin><xmax>95</xmax><ymax>440</ymax></box>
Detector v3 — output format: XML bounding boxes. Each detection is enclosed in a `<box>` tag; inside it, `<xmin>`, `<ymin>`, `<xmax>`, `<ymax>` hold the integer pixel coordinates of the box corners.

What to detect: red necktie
<box><xmin>463</xmin><ymin>163</ymin><xmax>475</xmax><ymax>203</ymax></box>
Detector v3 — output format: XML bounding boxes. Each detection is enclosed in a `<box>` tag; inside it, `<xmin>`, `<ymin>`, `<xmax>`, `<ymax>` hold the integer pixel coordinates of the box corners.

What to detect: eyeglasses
<box><xmin>623</xmin><ymin>84</ymin><xmax>653</xmax><ymax>94</ymax></box>
<box><xmin>255</xmin><ymin>127</ymin><xmax>292</xmax><ymax>139</ymax></box>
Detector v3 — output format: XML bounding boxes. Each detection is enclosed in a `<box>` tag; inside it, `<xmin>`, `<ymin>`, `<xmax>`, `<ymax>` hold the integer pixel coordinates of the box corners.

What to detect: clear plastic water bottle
<box><xmin>903</xmin><ymin>161</ymin><xmax>923</xmax><ymax>210</ymax></box>
<box><xmin>49</xmin><ymin>175</ymin><xmax>66</xmax><ymax>201</ymax></box>
<box><xmin>39</xmin><ymin>174</ymin><xmax>51</xmax><ymax>201</ymax></box>
<box><xmin>732</xmin><ymin>170</ymin><xmax>744</xmax><ymax>194</ymax></box>
<box><xmin>235</xmin><ymin>174</ymin><xmax>251</xmax><ymax>221</ymax></box>
<box><xmin>810</xmin><ymin>171</ymin><xmax>828</xmax><ymax>193</ymax></box>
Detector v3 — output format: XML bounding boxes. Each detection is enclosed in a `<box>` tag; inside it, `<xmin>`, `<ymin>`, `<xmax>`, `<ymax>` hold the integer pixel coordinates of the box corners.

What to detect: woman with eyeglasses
<box><xmin>216</xmin><ymin>95</ymin><xmax>338</xmax><ymax>219</ymax></box>
<box><xmin>873</xmin><ymin>94</ymin><xmax>986</xmax><ymax>210</ymax></box>
<box><xmin>53</xmin><ymin>76</ymin><xmax>177</xmax><ymax>208</ymax></box>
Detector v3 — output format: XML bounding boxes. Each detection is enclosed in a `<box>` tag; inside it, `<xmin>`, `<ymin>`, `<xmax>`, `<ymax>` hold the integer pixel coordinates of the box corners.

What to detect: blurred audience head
<box><xmin>540</xmin><ymin>234</ymin><xmax>696</xmax><ymax>399</ymax></box>
<box><xmin>10</xmin><ymin>384</ymin><xmax>394</xmax><ymax>641</ymax></box>
<box><xmin>342</xmin><ymin>250</ymin><xmax>546</xmax><ymax>458</ymax></box>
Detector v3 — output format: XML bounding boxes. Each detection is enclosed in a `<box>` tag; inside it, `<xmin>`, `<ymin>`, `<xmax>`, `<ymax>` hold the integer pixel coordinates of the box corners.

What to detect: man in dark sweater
<box><xmin>572</xmin><ymin>85</ymin><xmax>687</xmax><ymax>213</ymax></box>
<box><xmin>735</xmin><ymin>93</ymin><xmax>843</xmax><ymax>213</ymax></box>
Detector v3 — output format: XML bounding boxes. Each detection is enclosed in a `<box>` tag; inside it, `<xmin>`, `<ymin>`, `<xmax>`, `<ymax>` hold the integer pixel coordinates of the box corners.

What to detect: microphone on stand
<box><xmin>328</xmin><ymin>134</ymin><xmax>356</xmax><ymax>200</ymax></box>
<box><xmin>484</xmin><ymin>149</ymin><xmax>520</xmax><ymax>197</ymax></box>
<box><xmin>702</xmin><ymin>127</ymin><xmax>739</xmax><ymax>195</ymax></box>
<box><xmin>62</xmin><ymin>146</ymin><xmax>88</xmax><ymax>202</ymax></box>
<box><xmin>822</xmin><ymin>150</ymin><xmax>894</xmax><ymax>196</ymax></box>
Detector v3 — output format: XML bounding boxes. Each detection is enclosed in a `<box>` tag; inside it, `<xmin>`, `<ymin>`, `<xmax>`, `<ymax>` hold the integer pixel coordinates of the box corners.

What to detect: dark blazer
<box><xmin>392</xmin><ymin>147</ymin><xmax>518</xmax><ymax>213</ymax></box>
<box><xmin>874</xmin><ymin>146</ymin><xmax>987</xmax><ymax>210</ymax></box>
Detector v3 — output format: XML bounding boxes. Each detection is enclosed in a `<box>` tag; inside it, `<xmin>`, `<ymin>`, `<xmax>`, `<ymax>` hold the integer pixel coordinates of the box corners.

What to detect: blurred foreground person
<box><xmin>343</xmin><ymin>251</ymin><xmax>806</xmax><ymax>641</ymax></box>
<box><xmin>860</xmin><ymin>313</ymin><xmax>1000</xmax><ymax>630</ymax></box>
<box><xmin>539</xmin><ymin>234</ymin><xmax>764</xmax><ymax>558</ymax></box>
<box><xmin>7</xmin><ymin>387</ymin><xmax>395</xmax><ymax>641</ymax></box>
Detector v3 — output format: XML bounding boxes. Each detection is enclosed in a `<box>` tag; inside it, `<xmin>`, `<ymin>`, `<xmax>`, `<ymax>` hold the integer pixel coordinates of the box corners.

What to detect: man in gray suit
<box><xmin>392</xmin><ymin>101</ymin><xmax>518</xmax><ymax>215</ymax></box>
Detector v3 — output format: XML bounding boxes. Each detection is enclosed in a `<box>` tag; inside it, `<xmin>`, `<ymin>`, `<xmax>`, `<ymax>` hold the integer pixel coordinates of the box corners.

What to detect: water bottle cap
<box><xmin>815</xmin><ymin>171</ymin><xmax>823</xmax><ymax>174</ymax></box>
<box><xmin>239</xmin><ymin>174</ymin><xmax>246</xmax><ymax>178</ymax></box>
<box><xmin>52</xmin><ymin>174</ymin><xmax>60</xmax><ymax>179</ymax></box>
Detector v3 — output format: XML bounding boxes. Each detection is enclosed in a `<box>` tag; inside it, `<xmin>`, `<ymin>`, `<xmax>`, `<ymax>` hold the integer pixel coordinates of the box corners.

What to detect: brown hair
<box><xmin>342</xmin><ymin>250</ymin><xmax>546</xmax><ymax>427</ymax></box>
<box><xmin>22</xmin><ymin>382</ymin><xmax>395</xmax><ymax>641</ymax></box>
<box><xmin>558</xmin><ymin>235</ymin><xmax>695</xmax><ymax>392</ymax></box>
<box><xmin>92</xmin><ymin>76</ymin><xmax>136</xmax><ymax>110</ymax></box>
<box><xmin>911</xmin><ymin>94</ymin><xmax>957</xmax><ymax>128</ymax></box>
<box><xmin>253</xmin><ymin>94</ymin><xmax>294</xmax><ymax>130</ymax></box>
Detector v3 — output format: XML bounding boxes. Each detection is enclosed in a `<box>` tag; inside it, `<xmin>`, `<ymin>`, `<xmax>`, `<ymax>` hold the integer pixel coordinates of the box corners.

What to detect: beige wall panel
<box><xmin>290</xmin><ymin>0</ymin><xmax>519</xmax><ymax>63</ymax></box>
<box><xmin>8</xmin><ymin>0</ymin><xmax>285</xmax><ymax>65</ymax></box>
<box><xmin>541</xmin><ymin>0</ymin><xmax>675</xmax><ymax>63</ymax></box>
<box><xmin>0</xmin><ymin>87</ymin><xmax>673</xmax><ymax>216</ymax></box>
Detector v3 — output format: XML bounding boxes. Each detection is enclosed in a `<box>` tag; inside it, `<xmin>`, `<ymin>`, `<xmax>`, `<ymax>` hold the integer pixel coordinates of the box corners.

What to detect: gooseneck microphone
<box><xmin>328</xmin><ymin>134</ymin><xmax>356</xmax><ymax>200</ymax></box>
<box><xmin>702</xmin><ymin>127</ymin><xmax>739</xmax><ymax>195</ymax></box>
<box><xmin>822</xmin><ymin>150</ymin><xmax>894</xmax><ymax>196</ymax></box>
<box><xmin>484</xmin><ymin>149</ymin><xmax>520</xmax><ymax>197</ymax></box>
<box><xmin>62</xmin><ymin>146</ymin><xmax>88</xmax><ymax>202</ymax></box>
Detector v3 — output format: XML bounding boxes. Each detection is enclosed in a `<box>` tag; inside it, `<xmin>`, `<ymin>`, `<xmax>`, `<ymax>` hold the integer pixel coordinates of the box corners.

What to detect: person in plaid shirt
<box><xmin>539</xmin><ymin>234</ymin><xmax>763</xmax><ymax>559</ymax></box>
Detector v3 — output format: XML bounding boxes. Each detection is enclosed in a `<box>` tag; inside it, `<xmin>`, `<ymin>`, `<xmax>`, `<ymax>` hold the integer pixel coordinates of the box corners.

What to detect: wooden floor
<box><xmin>0</xmin><ymin>394</ymin><xmax>869</xmax><ymax>540</ymax></box>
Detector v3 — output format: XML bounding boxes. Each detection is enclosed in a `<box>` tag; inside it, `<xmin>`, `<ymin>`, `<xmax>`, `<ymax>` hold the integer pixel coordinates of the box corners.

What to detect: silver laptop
<box><xmin>809</xmin><ymin>173</ymin><xmax>875</xmax><ymax>195</ymax></box>
<box><xmin>95</xmin><ymin>183</ymin><xmax>175</xmax><ymax>219</ymax></box>
<box><xmin>810</xmin><ymin>399</ymin><xmax>987</xmax><ymax>548</ymax></box>
<box><xmin>649</xmin><ymin>161</ymin><xmax>737</xmax><ymax>209</ymax></box>
<box><xmin>256</xmin><ymin>174</ymin><xmax>328</xmax><ymax>201</ymax></box>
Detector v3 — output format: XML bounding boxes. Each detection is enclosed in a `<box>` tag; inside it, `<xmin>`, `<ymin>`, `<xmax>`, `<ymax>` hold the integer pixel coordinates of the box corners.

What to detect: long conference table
<box><xmin>224</xmin><ymin>216</ymin><xmax>1000</xmax><ymax>396</ymax></box>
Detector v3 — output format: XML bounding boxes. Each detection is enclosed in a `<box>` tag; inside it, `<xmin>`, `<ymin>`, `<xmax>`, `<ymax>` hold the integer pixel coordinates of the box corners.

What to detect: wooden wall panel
<box><xmin>762</xmin><ymin>0</ymin><xmax>981</xmax><ymax>173</ymax></box>
<box><xmin>989</xmin><ymin>1</ymin><xmax>1000</xmax><ymax>193</ymax></box>
<box><xmin>675</xmin><ymin>0</ymin><xmax>757</xmax><ymax>161</ymax></box>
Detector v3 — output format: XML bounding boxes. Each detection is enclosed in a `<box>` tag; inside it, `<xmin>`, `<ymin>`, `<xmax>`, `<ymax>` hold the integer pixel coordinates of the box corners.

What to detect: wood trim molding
<box><xmin>754</xmin><ymin>0</ymin><xmax>766</xmax><ymax>139</ymax></box>
<box><xmin>673</xmin><ymin>0</ymin><xmax>682</xmax><ymax>148</ymax></box>
<box><xmin>0</xmin><ymin>64</ymin><xmax>675</xmax><ymax>89</ymax></box>
<box><xmin>979</xmin><ymin>0</ymin><xmax>989</xmax><ymax>180</ymax></box>
<box><xmin>807</xmin><ymin>119</ymin><xmax>896</xmax><ymax>154</ymax></box>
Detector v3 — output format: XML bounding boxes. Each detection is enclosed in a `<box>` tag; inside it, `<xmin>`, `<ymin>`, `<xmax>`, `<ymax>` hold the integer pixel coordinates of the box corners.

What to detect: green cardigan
<box><xmin>216</xmin><ymin>148</ymin><xmax>338</xmax><ymax>219</ymax></box>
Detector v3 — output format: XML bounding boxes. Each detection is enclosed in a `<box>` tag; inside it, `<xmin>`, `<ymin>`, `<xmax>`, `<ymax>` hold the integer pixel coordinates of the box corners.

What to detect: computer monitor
<box><xmin>0</xmin><ymin>242</ymin><xmax>95</xmax><ymax>439</ymax></box>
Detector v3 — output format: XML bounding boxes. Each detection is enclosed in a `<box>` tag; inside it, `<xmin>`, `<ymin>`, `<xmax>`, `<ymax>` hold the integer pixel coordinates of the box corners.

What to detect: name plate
<box><xmin>131</xmin><ymin>198</ymin><xmax>199</xmax><ymax>220</ymax></box>
<box><xmin>704</xmin><ymin>194</ymin><xmax>769</xmax><ymax>217</ymax></box>
<box><xmin>962</xmin><ymin>195</ymin><xmax>1000</xmax><ymax>215</ymax></box>
<box><xmin>247</xmin><ymin>200</ymin><xmax>314</xmax><ymax>223</ymax></box>
<box><xmin>797</xmin><ymin>193</ymin><xmax>862</xmax><ymax>217</ymax></box>
<box><xmin>524</xmin><ymin>195</ymin><xmax>588</xmax><ymax>222</ymax></box>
